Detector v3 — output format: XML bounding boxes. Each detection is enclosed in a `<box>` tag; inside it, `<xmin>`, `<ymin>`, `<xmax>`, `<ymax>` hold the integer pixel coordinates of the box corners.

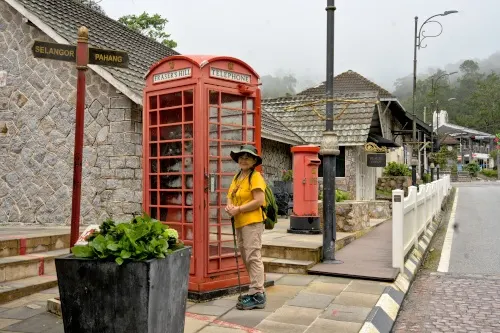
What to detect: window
<box><xmin>318</xmin><ymin>146</ymin><xmax>345</xmax><ymax>177</ymax></box>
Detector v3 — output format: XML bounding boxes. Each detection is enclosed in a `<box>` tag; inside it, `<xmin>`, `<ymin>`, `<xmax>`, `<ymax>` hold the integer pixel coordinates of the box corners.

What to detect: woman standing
<box><xmin>225</xmin><ymin>145</ymin><xmax>266</xmax><ymax>310</ymax></box>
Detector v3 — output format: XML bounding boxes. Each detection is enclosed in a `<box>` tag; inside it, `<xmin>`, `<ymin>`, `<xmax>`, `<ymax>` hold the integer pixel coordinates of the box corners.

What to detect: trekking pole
<box><xmin>231</xmin><ymin>217</ymin><xmax>243</xmax><ymax>300</ymax></box>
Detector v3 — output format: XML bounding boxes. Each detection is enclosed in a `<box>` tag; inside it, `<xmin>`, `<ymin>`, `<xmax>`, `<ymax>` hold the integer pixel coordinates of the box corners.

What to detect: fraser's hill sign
<box><xmin>152</xmin><ymin>68</ymin><xmax>192</xmax><ymax>83</ymax></box>
<box><xmin>32</xmin><ymin>41</ymin><xmax>129</xmax><ymax>68</ymax></box>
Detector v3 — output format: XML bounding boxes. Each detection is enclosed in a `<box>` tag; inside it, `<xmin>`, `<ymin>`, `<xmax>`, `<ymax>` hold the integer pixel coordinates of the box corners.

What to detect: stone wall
<box><xmin>376</xmin><ymin>176</ymin><xmax>411</xmax><ymax>196</ymax></box>
<box><xmin>318</xmin><ymin>146</ymin><xmax>357</xmax><ymax>199</ymax></box>
<box><xmin>0</xmin><ymin>2</ymin><xmax>142</xmax><ymax>224</ymax></box>
<box><xmin>261</xmin><ymin>138</ymin><xmax>292</xmax><ymax>182</ymax></box>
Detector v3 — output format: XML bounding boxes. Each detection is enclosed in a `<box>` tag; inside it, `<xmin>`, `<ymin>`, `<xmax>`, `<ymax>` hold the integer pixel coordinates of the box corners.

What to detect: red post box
<box><xmin>143</xmin><ymin>55</ymin><xmax>262</xmax><ymax>300</ymax></box>
<box><xmin>288</xmin><ymin>145</ymin><xmax>321</xmax><ymax>234</ymax></box>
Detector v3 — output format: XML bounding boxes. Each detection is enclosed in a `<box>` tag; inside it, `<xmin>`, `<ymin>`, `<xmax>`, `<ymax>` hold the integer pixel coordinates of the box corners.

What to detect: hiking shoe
<box><xmin>236</xmin><ymin>292</ymin><xmax>266</xmax><ymax>310</ymax></box>
<box><xmin>237</xmin><ymin>292</ymin><xmax>266</xmax><ymax>303</ymax></box>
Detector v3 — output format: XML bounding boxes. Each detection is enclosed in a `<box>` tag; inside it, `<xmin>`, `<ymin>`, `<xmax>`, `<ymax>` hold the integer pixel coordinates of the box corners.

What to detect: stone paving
<box><xmin>0</xmin><ymin>273</ymin><xmax>391</xmax><ymax>333</ymax></box>
<box><xmin>393</xmin><ymin>272</ymin><xmax>500</xmax><ymax>333</ymax></box>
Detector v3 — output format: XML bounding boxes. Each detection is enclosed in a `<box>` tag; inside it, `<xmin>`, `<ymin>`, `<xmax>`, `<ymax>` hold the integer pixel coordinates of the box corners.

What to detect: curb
<box><xmin>359</xmin><ymin>189</ymin><xmax>455</xmax><ymax>333</ymax></box>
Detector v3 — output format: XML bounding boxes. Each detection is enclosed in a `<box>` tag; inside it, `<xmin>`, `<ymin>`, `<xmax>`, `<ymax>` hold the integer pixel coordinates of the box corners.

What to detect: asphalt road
<box><xmin>449</xmin><ymin>182</ymin><xmax>500</xmax><ymax>274</ymax></box>
<box><xmin>393</xmin><ymin>182</ymin><xmax>500</xmax><ymax>333</ymax></box>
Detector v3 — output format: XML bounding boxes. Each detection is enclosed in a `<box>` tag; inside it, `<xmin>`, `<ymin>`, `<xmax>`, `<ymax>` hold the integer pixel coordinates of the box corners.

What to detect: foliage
<box><xmin>71</xmin><ymin>213</ymin><xmax>183</xmax><ymax>265</ymax></box>
<box><xmin>281</xmin><ymin>169</ymin><xmax>293</xmax><ymax>182</ymax></box>
<box><xmin>118</xmin><ymin>12</ymin><xmax>177</xmax><ymax>48</ymax></box>
<box><xmin>261</xmin><ymin>73</ymin><xmax>297</xmax><ymax>98</ymax></box>
<box><xmin>336</xmin><ymin>189</ymin><xmax>350</xmax><ymax>202</ymax></box>
<box><xmin>481</xmin><ymin>169</ymin><xmax>498</xmax><ymax>178</ymax></box>
<box><xmin>392</xmin><ymin>58</ymin><xmax>500</xmax><ymax>135</ymax></box>
<box><xmin>74</xmin><ymin>0</ymin><xmax>106</xmax><ymax>14</ymax></box>
<box><xmin>422</xmin><ymin>173</ymin><xmax>431</xmax><ymax>183</ymax></box>
<box><xmin>383</xmin><ymin>162</ymin><xmax>412</xmax><ymax>177</ymax></box>
<box><xmin>465</xmin><ymin>162</ymin><xmax>481</xmax><ymax>177</ymax></box>
<box><xmin>430</xmin><ymin>146</ymin><xmax>458</xmax><ymax>170</ymax></box>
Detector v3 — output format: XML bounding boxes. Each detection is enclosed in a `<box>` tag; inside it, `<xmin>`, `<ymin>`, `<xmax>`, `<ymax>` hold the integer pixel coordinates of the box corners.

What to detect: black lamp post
<box><xmin>320</xmin><ymin>0</ymin><xmax>342</xmax><ymax>264</ymax></box>
<box><xmin>412</xmin><ymin>10</ymin><xmax>458</xmax><ymax>186</ymax></box>
<box><xmin>436</xmin><ymin>164</ymin><xmax>440</xmax><ymax>180</ymax></box>
<box><xmin>430</xmin><ymin>162</ymin><xmax>435</xmax><ymax>181</ymax></box>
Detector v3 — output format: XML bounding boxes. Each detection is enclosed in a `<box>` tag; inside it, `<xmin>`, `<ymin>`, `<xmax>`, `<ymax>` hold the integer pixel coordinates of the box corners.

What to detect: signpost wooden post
<box><xmin>32</xmin><ymin>27</ymin><xmax>129</xmax><ymax>248</ymax></box>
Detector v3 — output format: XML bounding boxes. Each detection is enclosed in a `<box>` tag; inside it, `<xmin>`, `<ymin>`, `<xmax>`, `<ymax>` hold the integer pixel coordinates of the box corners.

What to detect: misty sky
<box><xmin>100</xmin><ymin>0</ymin><xmax>499</xmax><ymax>92</ymax></box>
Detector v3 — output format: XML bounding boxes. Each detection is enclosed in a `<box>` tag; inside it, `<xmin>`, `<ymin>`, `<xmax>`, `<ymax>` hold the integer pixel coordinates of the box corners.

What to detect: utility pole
<box><xmin>320</xmin><ymin>0</ymin><xmax>342</xmax><ymax>264</ymax></box>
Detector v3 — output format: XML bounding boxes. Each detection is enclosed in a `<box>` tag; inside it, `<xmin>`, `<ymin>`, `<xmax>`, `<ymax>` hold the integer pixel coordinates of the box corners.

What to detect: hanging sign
<box><xmin>88</xmin><ymin>47</ymin><xmax>129</xmax><ymax>68</ymax></box>
<box><xmin>152</xmin><ymin>68</ymin><xmax>192</xmax><ymax>83</ymax></box>
<box><xmin>367</xmin><ymin>154</ymin><xmax>387</xmax><ymax>167</ymax></box>
<box><xmin>209</xmin><ymin>67</ymin><xmax>251</xmax><ymax>83</ymax></box>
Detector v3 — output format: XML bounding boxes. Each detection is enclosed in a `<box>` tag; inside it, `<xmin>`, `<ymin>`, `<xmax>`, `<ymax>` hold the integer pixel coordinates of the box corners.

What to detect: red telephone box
<box><xmin>289</xmin><ymin>145</ymin><xmax>321</xmax><ymax>234</ymax></box>
<box><xmin>143</xmin><ymin>55</ymin><xmax>261</xmax><ymax>297</ymax></box>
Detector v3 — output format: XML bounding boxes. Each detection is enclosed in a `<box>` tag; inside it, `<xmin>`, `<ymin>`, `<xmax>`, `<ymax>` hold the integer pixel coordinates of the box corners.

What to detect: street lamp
<box><xmin>320</xmin><ymin>0</ymin><xmax>342</xmax><ymax>264</ymax></box>
<box><xmin>411</xmin><ymin>10</ymin><xmax>458</xmax><ymax>186</ymax></box>
<box><xmin>431</xmin><ymin>71</ymin><xmax>458</xmax><ymax>153</ymax></box>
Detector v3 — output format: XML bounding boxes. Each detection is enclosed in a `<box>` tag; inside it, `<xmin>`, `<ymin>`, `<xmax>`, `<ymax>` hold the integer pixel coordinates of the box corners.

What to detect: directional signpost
<box><xmin>32</xmin><ymin>27</ymin><xmax>129</xmax><ymax>248</ymax></box>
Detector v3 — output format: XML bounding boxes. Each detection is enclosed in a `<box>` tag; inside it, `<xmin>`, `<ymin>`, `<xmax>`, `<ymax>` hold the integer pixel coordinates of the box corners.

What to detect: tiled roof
<box><xmin>261</xmin><ymin>111</ymin><xmax>304</xmax><ymax>145</ymax></box>
<box><xmin>262</xmin><ymin>91</ymin><xmax>379</xmax><ymax>146</ymax></box>
<box><xmin>14</xmin><ymin>0</ymin><xmax>178</xmax><ymax>98</ymax></box>
<box><xmin>297</xmin><ymin>70</ymin><xmax>394</xmax><ymax>99</ymax></box>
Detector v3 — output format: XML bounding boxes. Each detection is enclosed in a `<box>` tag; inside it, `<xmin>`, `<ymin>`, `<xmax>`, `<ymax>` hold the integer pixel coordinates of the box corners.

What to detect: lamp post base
<box><xmin>322</xmin><ymin>259</ymin><xmax>344</xmax><ymax>264</ymax></box>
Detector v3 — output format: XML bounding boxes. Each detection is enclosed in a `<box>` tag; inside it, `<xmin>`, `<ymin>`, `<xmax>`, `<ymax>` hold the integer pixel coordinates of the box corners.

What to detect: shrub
<box><xmin>422</xmin><ymin>173</ymin><xmax>431</xmax><ymax>183</ymax></box>
<box><xmin>465</xmin><ymin>162</ymin><xmax>481</xmax><ymax>177</ymax></box>
<box><xmin>383</xmin><ymin>162</ymin><xmax>412</xmax><ymax>177</ymax></box>
<box><xmin>318</xmin><ymin>189</ymin><xmax>350</xmax><ymax>202</ymax></box>
<box><xmin>281</xmin><ymin>169</ymin><xmax>293</xmax><ymax>182</ymax></box>
<box><xmin>481</xmin><ymin>169</ymin><xmax>497</xmax><ymax>178</ymax></box>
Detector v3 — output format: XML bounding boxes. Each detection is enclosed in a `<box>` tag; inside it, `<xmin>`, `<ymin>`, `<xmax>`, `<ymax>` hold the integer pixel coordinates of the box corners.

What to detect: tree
<box><xmin>118</xmin><ymin>12</ymin><xmax>177</xmax><ymax>48</ymax></box>
<box><xmin>74</xmin><ymin>0</ymin><xmax>106</xmax><ymax>15</ymax></box>
<box><xmin>261</xmin><ymin>73</ymin><xmax>298</xmax><ymax>99</ymax></box>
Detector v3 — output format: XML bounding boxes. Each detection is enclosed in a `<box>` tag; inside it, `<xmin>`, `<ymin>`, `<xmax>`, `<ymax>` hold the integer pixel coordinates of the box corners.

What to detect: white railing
<box><xmin>392</xmin><ymin>175</ymin><xmax>451</xmax><ymax>273</ymax></box>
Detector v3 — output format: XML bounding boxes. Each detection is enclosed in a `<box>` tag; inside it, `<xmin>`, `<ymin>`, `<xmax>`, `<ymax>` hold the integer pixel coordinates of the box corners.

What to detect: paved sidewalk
<box><xmin>0</xmin><ymin>273</ymin><xmax>391</xmax><ymax>333</ymax></box>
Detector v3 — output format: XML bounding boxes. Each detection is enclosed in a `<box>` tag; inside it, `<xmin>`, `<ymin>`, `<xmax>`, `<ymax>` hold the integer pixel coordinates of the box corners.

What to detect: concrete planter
<box><xmin>55</xmin><ymin>246</ymin><xmax>192</xmax><ymax>333</ymax></box>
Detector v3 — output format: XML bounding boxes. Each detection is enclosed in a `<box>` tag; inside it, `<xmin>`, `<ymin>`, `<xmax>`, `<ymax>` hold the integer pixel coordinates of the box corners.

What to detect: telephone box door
<box><xmin>205</xmin><ymin>85</ymin><xmax>258</xmax><ymax>276</ymax></box>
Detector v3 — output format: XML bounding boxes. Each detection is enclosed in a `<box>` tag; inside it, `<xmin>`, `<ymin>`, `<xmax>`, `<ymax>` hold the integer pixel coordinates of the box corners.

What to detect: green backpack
<box><xmin>234</xmin><ymin>170</ymin><xmax>278</xmax><ymax>230</ymax></box>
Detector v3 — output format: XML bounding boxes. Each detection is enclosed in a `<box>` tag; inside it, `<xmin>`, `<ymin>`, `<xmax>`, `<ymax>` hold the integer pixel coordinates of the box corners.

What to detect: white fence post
<box><xmin>410</xmin><ymin>186</ymin><xmax>418</xmax><ymax>251</ymax></box>
<box><xmin>392</xmin><ymin>189</ymin><xmax>405</xmax><ymax>274</ymax></box>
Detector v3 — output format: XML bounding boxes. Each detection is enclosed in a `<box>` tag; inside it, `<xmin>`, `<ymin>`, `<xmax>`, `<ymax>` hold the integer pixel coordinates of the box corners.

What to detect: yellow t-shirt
<box><xmin>227</xmin><ymin>171</ymin><xmax>266</xmax><ymax>229</ymax></box>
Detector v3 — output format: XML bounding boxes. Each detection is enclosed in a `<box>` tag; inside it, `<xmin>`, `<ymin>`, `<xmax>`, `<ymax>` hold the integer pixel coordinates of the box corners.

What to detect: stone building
<box><xmin>262</xmin><ymin>70</ymin><xmax>432</xmax><ymax>200</ymax></box>
<box><xmin>0</xmin><ymin>0</ymin><xmax>302</xmax><ymax>224</ymax></box>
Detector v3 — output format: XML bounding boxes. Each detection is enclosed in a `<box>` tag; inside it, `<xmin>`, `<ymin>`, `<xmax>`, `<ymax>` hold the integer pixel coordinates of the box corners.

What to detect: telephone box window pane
<box><xmin>222</xmin><ymin>160</ymin><xmax>239</xmax><ymax>173</ymax></box>
<box><xmin>185</xmin><ymin>106</ymin><xmax>193</xmax><ymax>121</ymax></box>
<box><xmin>221</xmin><ymin>109</ymin><xmax>243</xmax><ymax>125</ymax></box>
<box><xmin>160</xmin><ymin>108</ymin><xmax>182</xmax><ymax>124</ymax></box>
<box><xmin>221</xmin><ymin>125</ymin><xmax>243</xmax><ymax>141</ymax></box>
<box><xmin>222</xmin><ymin>143</ymin><xmax>241</xmax><ymax>156</ymax></box>
<box><xmin>184</xmin><ymin>225</ymin><xmax>194</xmax><ymax>241</ymax></box>
<box><xmin>150</xmin><ymin>144</ymin><xmax>157</xmax><ymax>157</ymax></box>
<box><xmin>160</xmin><ymin>142</ymin><xmax>182</xmax><ymax>157</ymax></box>
<box><xmin>150</xmin><ymin>111</ymin><xmax>158</xmax><ymax>125</ymax></box>
<box><xmin>161</xmin><ymin>208</ymin><xmax>182</xmax><ymax>223</ymax></box>
<box><xmin>221</xmin><ymin>241</ymin><xmax>234</xmax><ymax>255</ymax></box>
<box><xmin>150</xmin><ymin>128</ymin><xmax>158</xmax><ymax>142</ymax></box>
<box><xmin>184</xmin><ymin>140</ymin><xmax>193</xmax><ymax>155</ymax></box>
<box><xmin>221</xmin><ymin>175</ymin><xmax>234</xmax><ymax>189</ymax></box>
<box><xmin>209</xmin><ymin>91</ymin><xmax>219</xmax><ymax>105</ymax></box>
<box><xmin>246</xmin><ymin>129</ymin><xmax>254</xmax><ymax>142</ymax></box>
<box><xmin>150</xmin><ymin>160</ymin><xmax>157</xmax><ymax>173</ymax></box>
<box><xmin>149</xmin><ymin>96</ymin><xmax>158</xmax><ymax>109</ymax></box>
<box><xmin>160</xmin><ymin>175</ymin><xmax>182</xmax><ymax>189</ymax></box>
<box><xmin>160</xmin><ymin>192</ymin><xmax>182</xmax><ymax>205</ymax></box>
<box><xmin>150</xmin><ymin>176</ymin><xmax>157</xmax><ymax>189</ymax></box>
<box><xmin>185</xmin><ymin>175</ymin><xmax>193</xmax><ymax>189</ymax></box>
<box><xmin>150</xmin><ymin>191</ymin><xmax>157</xmax><ymax>205</ymax></box>
<box><xmin>246</xmin><ymin>98</ymin><xmax>254</xmax><ymax>111</ymax></box>
<box><xmin>209</xmin><ymin>143</ymin><xmax>220</xmax><ymax>157</ymax></box>
<box><xmin>159</xmin><ymin>92</ymin><xmax>182</xmax><ymax>108</ymax></box>
<box><xmin>222</xmin><ymin>93</ymin><xmax>243</xmax><ymax>109</ymax></box>
<box><xmin>246</xmin><ymin>113</ymin><xmax>254</xmax><ymax>126</ymax></box>
<box><xmin>160</xmin><ymin>125</ymin><xmax>182</xmax><ymax>140</ymax></box>
<box><xmin>185</xmin><ymin>209</ymin><xmax>193</xmax><ymax>223</ymax></box>
<box><xmin>209</xmin><ymin>208</ymin><xmax>219</xmax><ymax>220</ymax></box>
<box><xmin>160</xmin><ymin>159</ymin><xmax>182</xmax><ymax>173</ymax></box>
<box><xmin>183</xmin><ymin>90</ymin><xmax>193</xmax><ymax>105</ymax></box>
<box><xmin>209</xmin><ymin>160</ymin><xmax>219</xmax><ymax>173</ymax></box>
<box><xmin>185</xmin><ymin>124</ymin><xmax>193</xmax><ymax>138</ymax></box>
<box><xmin>209</xmin><ymin>227</ymin><xmax>219</xmax><ymax>241</ymax></box>
<box><xmin>209</xmin><ymin>242</ymin><xmax>219</xmax><ymax>257</ymax></box>
<box><xmin>185</xmin><ymin>192</ymin><xmax>193</xmax><ymax>206</ymax></box>
<box><xmin>209</xmin><ymin>124</ymin><xmax>219</xmax><ymax>139</ymax></box>
<box><xmin>184</xmin><ymin>157</ymin><xmax>193</xmax><ymax>172</ymax></box>
<box><xmin>209</xmin><ymin>192</ymin><xmax>218</xmax><ymax>205</ymax></box>
<box><xmin>150</xmin><ymin>207</ymin><xmax>157</xmax><ymax>219</ymax></box>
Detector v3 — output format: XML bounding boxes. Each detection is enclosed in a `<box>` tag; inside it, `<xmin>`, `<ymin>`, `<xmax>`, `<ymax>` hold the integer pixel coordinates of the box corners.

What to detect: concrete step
<box><xmin>0</xmin><ymin>231</ymin><xmax>70</xmax><ymax>258</ymax></box>
<box><xmin>261</xmin><ymin>243</ymin><xmax>321</xmax><ymax>262</ymax></box>
<box><xmin>263</xmin><ymin>257</ymin><xmax>315</xmax><ymax>274</ymax></box>
<box><xmin>0</xmin><ymin>249</ymin><xmax>68</xmax><ymax>283</ymax></box>
<box><xmin>0</xmin><ymin>275</ymin><xmax>58</xmax><ymax>304</ymax></box>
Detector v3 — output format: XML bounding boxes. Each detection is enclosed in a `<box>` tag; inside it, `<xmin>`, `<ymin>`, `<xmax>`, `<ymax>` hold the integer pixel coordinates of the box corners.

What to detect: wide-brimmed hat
<box><xmin>230</xmin><ymin>145</ymin><xmax>262</xmax><ymax>167</ymax></box>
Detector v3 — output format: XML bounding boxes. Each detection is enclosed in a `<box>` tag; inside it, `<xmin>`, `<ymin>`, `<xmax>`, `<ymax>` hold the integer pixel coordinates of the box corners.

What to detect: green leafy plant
<box><xmin>71</xmin><ymin>213</ymin><xmax>184</xmax><ymax>265</ymax></box>
<box><xmin>383</xmin><ymin>162</ymin><xmax>412</xmax><ymax>177</ymax></box>
<box><xmin>281</xmin><ymin>169</ymin><xmax>293</xmax><ymax>182</ymax></box>
<box><xmin>336</xmin><ymin>189</ymin><xmax>350</xmax><ymax>202</ymax></box>
<box><xmin>481</xmin><ymin>168</ymin><xmax>497</xmax><ymax>178</ymax></box>
<box><xmin>465</xmin><ymin>162</ymin><xmax>481</xmax><ymax>177</ymax></box>
<box><xmin>422</xmin><ymin>173</ymin><xmax>431</xmax><ymax>183</ymax></box>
